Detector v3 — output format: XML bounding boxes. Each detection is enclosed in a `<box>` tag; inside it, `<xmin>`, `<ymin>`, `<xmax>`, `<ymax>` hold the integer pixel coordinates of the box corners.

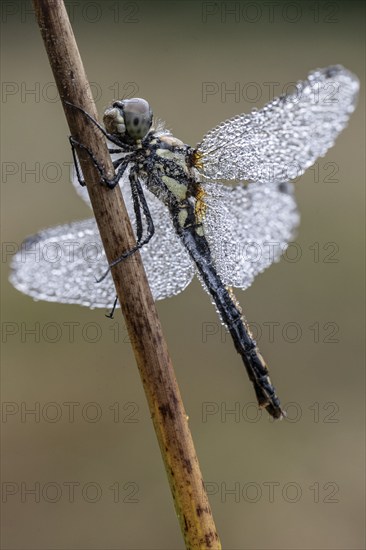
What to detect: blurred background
<box><xmin>1</xmin><ymin>1</ymin><xmax>365</xmax><ymax>548</ymax></box>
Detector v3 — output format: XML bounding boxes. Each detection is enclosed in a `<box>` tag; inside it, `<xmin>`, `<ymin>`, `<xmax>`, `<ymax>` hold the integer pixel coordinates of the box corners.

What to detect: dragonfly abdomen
<box><xmin>176</xmin><ymin>221</ymin><xmax>284</xmax><ymax>419</ymax></box>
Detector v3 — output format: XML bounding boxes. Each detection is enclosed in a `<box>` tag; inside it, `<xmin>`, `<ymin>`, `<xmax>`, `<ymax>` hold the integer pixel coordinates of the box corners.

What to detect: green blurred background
<box><xmin>1</xmin><ymin>1</ymin><xmax>365</xmax><ymax>548</ymax></box>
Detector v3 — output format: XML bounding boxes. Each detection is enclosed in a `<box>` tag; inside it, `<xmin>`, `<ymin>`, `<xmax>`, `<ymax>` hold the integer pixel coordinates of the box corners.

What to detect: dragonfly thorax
<box><xmin>136</xmin><ymin>137</ymin><xmax>193</xmax><ymax>208</ymax></box>
<box><xmin>103</xmin><ymin>98</ymin><xmax>153</xmax><ymax>142</ymax></box>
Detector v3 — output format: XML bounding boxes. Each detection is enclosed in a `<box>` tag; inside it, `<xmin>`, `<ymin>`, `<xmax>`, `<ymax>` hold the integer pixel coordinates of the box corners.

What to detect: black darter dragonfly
<box><xmin>10</xmin><ymin>66</ymin><xmax>359</xmax><ymax>419</ymax></box>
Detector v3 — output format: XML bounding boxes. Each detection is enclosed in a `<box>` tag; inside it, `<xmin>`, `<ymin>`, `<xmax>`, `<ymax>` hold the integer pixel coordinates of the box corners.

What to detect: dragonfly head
<box><xmin>103</xmin><ymin>98</ymin><xmax>153</xmax><ymax>142</ymax></box>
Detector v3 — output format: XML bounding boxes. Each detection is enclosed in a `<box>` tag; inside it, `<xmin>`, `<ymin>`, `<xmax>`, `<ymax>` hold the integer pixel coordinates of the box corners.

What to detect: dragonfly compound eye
<box><xmin>121</xmin><ymin>98</ymin><xmax>153</xmax><ymax>140</ymax></box>
<box><xmin>103</xmin><ymin>98</ymin><xmax>152</xmax><ymax>141</ymax></box>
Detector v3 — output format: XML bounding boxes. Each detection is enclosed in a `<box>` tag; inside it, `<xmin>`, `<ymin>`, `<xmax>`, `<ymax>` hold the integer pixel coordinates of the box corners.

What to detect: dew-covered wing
<box><xmin>202</xmin><ymin>180</ymin><xmax>299</xmax><ymax>290</ymax></box>
<box><xmin>10</xmin><ymin>219</ymin><xmax>116</xmax><ymax>308</ymax></box>
<box><xmin>197</xmin><ymin>66</ymin><xmax>359</xmax><ymax>182</ymax></box>
<box><xmin>10</xmin><ymin>188</ymin><xmax>194</xmax><ymax>307</ymax></box>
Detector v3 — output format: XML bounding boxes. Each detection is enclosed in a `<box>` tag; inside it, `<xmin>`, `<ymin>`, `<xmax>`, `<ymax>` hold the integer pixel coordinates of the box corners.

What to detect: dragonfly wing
<box><xmin>10</xmin><ymin>219</ymin><xmax>116</xmax><ymax>308</ymax></box>
<box><xmin>135</xmin><ymin>186</ymin><xmax>195</xmax><ymax>300</ymax></box>
<box><xmin>202</xmin><ymin>180</ymin><xmax>299</xmax><ymax>290</ymax></box>
<box><xmin>196</xmin><ymin>66</ymin><xmax>359</xmax><ymax>182</ymax></box>
<box><xmin>11</xmin><ymin>185</ymin><xmax>194</xmax><ymax>306</ymax></box>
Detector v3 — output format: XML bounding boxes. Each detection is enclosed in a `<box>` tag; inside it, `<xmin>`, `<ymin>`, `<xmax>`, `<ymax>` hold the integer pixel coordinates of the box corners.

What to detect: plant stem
<box><xmin>32</xmin><ymin>1</ymin><xmax>221</xmax><ymax>548</ymax></box>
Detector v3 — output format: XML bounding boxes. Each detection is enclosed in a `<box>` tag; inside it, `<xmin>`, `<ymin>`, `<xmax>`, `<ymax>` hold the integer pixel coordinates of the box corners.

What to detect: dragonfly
<box><xmin>10</xmin><ymin>66</ymin><xmax>359</xmax><ymax>419</ymax></box>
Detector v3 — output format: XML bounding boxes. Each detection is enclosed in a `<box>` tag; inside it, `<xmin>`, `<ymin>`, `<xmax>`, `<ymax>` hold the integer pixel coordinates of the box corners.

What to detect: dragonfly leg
<box><xmin>69</xmin><ymin>136</ymin><xmax>131</xmax><ymax>189</ymax></box>
<box><xmin>101</xmin><ymin>157</ymin><xmax>130</xmax><ymax>189</ymax></box>
<box><xmin>131</xmin><ymin>170</ymin><xmax>155</xmax><ymax>246</ymax></box>
<box><xmin>69</xmin><ymin>136</ymin><xmax>86</xmax><ymax>186</ymax></box>
<box><xmin>105</xmin><ymin>295</ymin><xmax>118</xmax><ymax>319</ymax></box>
<box><xmin>96</xmin><ymin>170</ymin><xmax>155</xmax><ymax>282</ymax></box>
<box><xmin>129</xmin><ymin>172</ymin><xmax>144</xmax><ymax>244</ymax></box>
<box><xmin>69</xmin><ymin>136</ymin><xmax>107</xmax><ymax>184</ymax></box>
